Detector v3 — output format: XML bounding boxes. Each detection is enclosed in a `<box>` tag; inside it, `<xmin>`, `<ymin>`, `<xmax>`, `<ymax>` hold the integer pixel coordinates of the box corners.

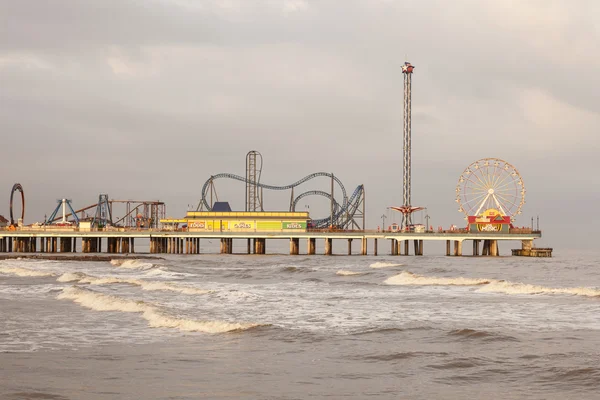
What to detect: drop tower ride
<box><xmin>401</xmin><ymin>61</ymin><xmax>415</xmax><ymax>230</ymax></box>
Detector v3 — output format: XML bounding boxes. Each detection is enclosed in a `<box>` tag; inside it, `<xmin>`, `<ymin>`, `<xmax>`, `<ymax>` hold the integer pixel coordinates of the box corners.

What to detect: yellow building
<box><xmin>161</xmin><ymin>211</ymin><xmax>309</xmax><ymax>233</ymax></box>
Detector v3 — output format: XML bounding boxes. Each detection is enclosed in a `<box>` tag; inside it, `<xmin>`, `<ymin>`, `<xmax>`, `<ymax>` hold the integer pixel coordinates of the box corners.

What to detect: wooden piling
<box><xmin>325</xmin><ymin>238</ymin><xmax>332</xmax><ymax>256</ymax></box>
<box><xmin>308</xmin><ymin>238</ymin><xmax>316</xmax><ymax>255</ymax></box>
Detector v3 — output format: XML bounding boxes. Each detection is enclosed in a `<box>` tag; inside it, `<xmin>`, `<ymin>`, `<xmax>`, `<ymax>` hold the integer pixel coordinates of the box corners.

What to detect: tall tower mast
<box><xmin>401</xmin><ymin>61</ymin><xmax>415</xmax><ymax>230</ymax></box>
<box><xmin>245</xmin><ymin>150</ymin><xmax>263</xmax><ymax>211</ymax></box>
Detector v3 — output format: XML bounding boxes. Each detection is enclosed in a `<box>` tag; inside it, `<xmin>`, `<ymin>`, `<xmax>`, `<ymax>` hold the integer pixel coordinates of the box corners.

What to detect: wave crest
<box><xmin>57</xmin><ymin>272</ymin><xmax>211</xmax><ymax>295</ymax></box>
<box><xmin>0</xmin><ymin>266</ymin><xmax>56</xmax><ymax>277</ymax></box>
<box><xmin>385</xmin><ymin>271</ymin><xmax>491</xmax><ymax>286</ymax></box>
<box><xmin>57</xmin><ymin>286</ymin><xmax>263</xmax><ymax>333</ymax></box>
<box><xmin>478</xmin><ymin>281</ymin><xmax>600</xmax><ymax>297</ymax></box>
<box><xmin>110</xmin><ymin>259</ymin><xmax>155</xmax><ymax>270</ymax></box>
<box><xmin>383</xmin><ymin>271</ymin><xmax>600</xmax><ymax>299</ymax></box>
<box><xmin>370</xmin><ymin>262</ymin><xmax>403</xmax><ymax>269</ymax></box>
<box><xmin>336</xmin><ymin>270</ymin><xmax>366</xmax><ymax>276</ymax></box>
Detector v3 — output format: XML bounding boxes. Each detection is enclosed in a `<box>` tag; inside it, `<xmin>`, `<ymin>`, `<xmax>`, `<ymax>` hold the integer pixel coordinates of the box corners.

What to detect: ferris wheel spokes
<box><xmin>456</xmin><ymin>158</ymin><xmax>526</xmax><ymax>221</ymax></box>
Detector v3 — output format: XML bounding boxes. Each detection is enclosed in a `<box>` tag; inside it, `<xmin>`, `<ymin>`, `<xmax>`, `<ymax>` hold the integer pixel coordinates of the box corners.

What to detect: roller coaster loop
<box><xmin>10</xmin><ymin>183</ymin><xmax>25</xmax><ymax>226</ymax></box>
<box><xmin>198</xmin><ymin>172</ymin><xmax>347</xmax><ymax>212</ymax></box>
<box><xmin>197</xmin><ymin>173</ymin><xmax>364</xmax><ymax>229</ymax></box>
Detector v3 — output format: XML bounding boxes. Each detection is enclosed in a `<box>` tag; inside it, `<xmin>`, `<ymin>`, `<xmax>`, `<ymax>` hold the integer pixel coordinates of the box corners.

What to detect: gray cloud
<box><xmin>1</xmin><ymin>0</ymin><xmax>598</xmax><ymax>248</ymax></box>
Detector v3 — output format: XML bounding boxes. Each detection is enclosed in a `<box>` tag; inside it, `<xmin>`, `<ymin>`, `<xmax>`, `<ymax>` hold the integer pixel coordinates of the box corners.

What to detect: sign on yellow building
<box><xmin>230</xmin><ymin>221</ymin><xmax>254</xmax><ymax>231</ymax></box>
<box><xmin>282</xmin><ymin>221</ymin><xmax>307</xmax><ymax>230</ymax></box>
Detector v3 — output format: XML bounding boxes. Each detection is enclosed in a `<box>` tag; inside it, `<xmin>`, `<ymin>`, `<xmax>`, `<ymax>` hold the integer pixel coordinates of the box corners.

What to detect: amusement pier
<box><xmin>0</xmin><ymin>62</ymin><xmax>550</xmax><ymax>257</ymax></box>
<box><xmin>0</xmin><ymin>214</ymin><xmax>542</xmax><ymax>257</ymax></box>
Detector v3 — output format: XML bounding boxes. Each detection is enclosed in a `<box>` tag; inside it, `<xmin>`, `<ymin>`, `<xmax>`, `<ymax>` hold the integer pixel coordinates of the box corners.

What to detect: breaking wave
<box><xmin>384</xmin><ymin>271</ymin><xmax>491</xmax><ymax>286</ymax></box>
<box><xmin>144</xmin><ymin>268</ymin><xmax>195</xmax><ymax>278</ymax></box>
<box><xmin>57</xmin><ymin>286</ymin><xmax>263</xmax><ymax>333</ymax></box>
<box><xmin>336</xmin><ymin>270</ymin><xmax>367</xmax><ymax>276</ymax></box>
<box><xmin>0</xmin><ymin>266</ymin><xmax>56</xmax><ymax>277</ymax></box>
<box><xmin>370</xmin><ymin>262</ymin><xmax>403</xmax><ymax>269</ymax></box>
<box><xmin>57</xmin><ymin>272</ymin><xmax>211</xmax><ymax>295</ymax></box>
<box><xmin>212</xmin><ymin>290</ymin><xmax>261</xmax><ymax>301</ymax></box>
<box><xmin>477</xmin><ymin>281</ymin><xmax>600</xmax><ymax>298</ymax></box>
<box><xmin>383</xmin><ymin>271</ymin><xmax>600</xmax><ymax>298</ymax></box>
<box><xmin>110</xmin><ymin>259</ymin><xmax>155</xmax><ymax>270</ymax></box>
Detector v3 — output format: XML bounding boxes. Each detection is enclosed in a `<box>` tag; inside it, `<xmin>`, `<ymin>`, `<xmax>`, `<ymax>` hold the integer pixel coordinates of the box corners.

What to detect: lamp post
<box><xmin>381</xmin><ymin>214</ymin><xmax>387</xmax><ymax>232</ymax></box>
<box><xmin>425</xmin><ymin>209</ymin><xmax>430</xmax><ymax>232</ymax></box>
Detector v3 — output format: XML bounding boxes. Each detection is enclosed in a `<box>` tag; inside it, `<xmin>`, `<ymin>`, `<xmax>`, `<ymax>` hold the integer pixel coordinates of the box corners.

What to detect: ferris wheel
<box><xmin>456</xmin><ymin>158</ymin><xmax>525</xmax><ymax>220</ymax></box>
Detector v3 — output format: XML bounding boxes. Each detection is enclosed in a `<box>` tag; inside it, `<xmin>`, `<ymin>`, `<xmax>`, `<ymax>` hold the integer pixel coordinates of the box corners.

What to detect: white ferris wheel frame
<box><xmin>455</xmin><ymin>158</ymin><xmax>526</xmax><ymax>220</ymax></box>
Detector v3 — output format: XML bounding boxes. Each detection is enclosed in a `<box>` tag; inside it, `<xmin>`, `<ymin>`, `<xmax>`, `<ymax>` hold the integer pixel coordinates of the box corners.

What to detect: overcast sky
<box><xmin>1</xmin><ymin>0</ymin><xmax>598</xmax><ymax>249</ymax></box>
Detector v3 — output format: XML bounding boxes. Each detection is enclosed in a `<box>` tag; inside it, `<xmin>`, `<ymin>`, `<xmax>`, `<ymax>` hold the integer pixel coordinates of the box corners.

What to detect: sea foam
<box><xmin>110</xmin><ymin>259</ymin><xmax>155</xmax><ymax>270</ymax></box>
<box><xmin>384</xmin><ymin>271</ymin><xmax>600</xmax><ymax>298</ymax></box>
<box><xmin>0</xmin><ymin>266</ymin><xmax>56</xmax><ymax>277</ymax></box>
<box><xmin>477</xmin><ymin>280</ymin><xmax>600</xmax><ymax>297</ymax></box>
<box><xmin>336</xmin><ymin>270</ymin><xmax>366</xmax><ymax>276</ymax></box>
<box><xmin>57</xmin><ymin>286</ymin><xmax>262</xmax><ymax>333</ymax></box>
<box><xmin>370</xmin><ymin>262</ymin><xmax>403</xmax><ymax>269</ymax></box>
<box><xmin>384</xmin><ymin>271</ymin><xmax>491</xmax><ymax>286</ymax></box>
<box><xmin>57</xmin><ymin>272</ymin><xmax>211</xmax><ymax>295</ymax></box>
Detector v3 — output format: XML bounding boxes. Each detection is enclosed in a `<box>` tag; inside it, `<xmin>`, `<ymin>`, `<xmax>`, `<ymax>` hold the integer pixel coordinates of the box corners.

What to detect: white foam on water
<box><xmin>0</xmin><ymin>266</ymin><xmax>56</xmax><ymax>277</ymax></box>
<box><xmin>57</xmin><ymin>272</ymin><xmax>211</xmax><ymax>295</ymax></box>
<box><xmin>384</xmin><ymin>271</ymin><xmax>600</xmax><ymax>298</ymax></box>
<box><xmin>136</xmin><ymin>281</ymin><xmax>212</xmax><ymax>295</ymax></box>
<box><xmin>56</xmin><ymin>272</ymin><xmax>88</xmax><ymax>282</ymax></box>
<box><xmin>336</xmin><ymin>270</ymin><xmax>366</xmax><ymax>276</ymax></box>
<box><xmin>212</xmin><ymin>290</ymin><xmax>261</xmax><ymax>301</ymax></box>
<box><xmin>110</xmin><ymin>259</ymin><xmax>155</xmax><ymax>270</ymax></box>
<box><xmin>477</xmin><ymin>280</ymin><xmax>600</xmax><ymax>298</ymax></box>
<box><xmin>370</xmin><ymin>262</ymin><xmax>403</xmax><ymax>269</ymax></box>
<box><xmin>384</xmin><ymin>271</ymin><xmax>491</xmax><ymax>286</ymax></box>
<box><xmin>144</xmin><ymin>268</ymin><xmax>196</xmax><ymax>278</ymax></box>
<box><xmin>57</xmin><ymin>286</ymin><xmax>262</xmax><ymax>333</ymax></box>
<box><xmin>0</xmin><ymin>283</ymin><xmax>59</xmax><ymax>295</ymax></box>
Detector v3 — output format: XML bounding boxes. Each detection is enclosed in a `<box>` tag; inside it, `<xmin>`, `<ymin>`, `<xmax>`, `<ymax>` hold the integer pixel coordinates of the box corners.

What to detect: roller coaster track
<box><xmin>290</xmin><ymin>185</ymin><xmax>364</xmax><ymax>228</ymax></box>
<box><xmin>10</xmin><ymin>183</ymin><xmax>25</xmax><ymax>226</ymax></box>
<box><xmin>197</xmin><ymin>172</ymin><xmax>363</xmax><ymax>228</ymax></box>
<box><xmin>341</xmin><ymin>184</ymin><xmax>365</xmax><ymax>229</ymax></box>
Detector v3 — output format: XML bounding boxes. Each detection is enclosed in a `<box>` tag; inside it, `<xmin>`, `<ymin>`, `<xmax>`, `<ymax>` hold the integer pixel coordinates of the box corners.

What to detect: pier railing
<box><xmin>1</xmin><ymin>226</ymin><xmax>542</xmax><ymax>235</ymax></box>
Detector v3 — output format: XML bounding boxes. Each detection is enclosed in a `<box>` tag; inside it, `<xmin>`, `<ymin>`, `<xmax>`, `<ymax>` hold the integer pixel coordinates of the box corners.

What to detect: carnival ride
<box><xmin>46</xmin><ymin>199</ymin><xmax>80</xmax><ymax>226</ymax></box>
<box><xmin>456</xmin><ymin>157</ymin><xmax>525</xmax><ymax>222</ymax></box>
<box><xmin>38</xmin><ymin>195</ymin><xmax>165</xmax><ymax>229</ymax></box>
<box><xmin>9</xmin><ymin>183</ymin><xmax>25</xmax><ymax>226</ymax></box>
<box><xmin>197</xmin><ymin>152</ymin><xmax>365</xmax><ymax>229</ymax></box>
<box><xmin>198</xmin><ymin>173</ymin><xmax>365</xmax><ymax>229</ymax></box>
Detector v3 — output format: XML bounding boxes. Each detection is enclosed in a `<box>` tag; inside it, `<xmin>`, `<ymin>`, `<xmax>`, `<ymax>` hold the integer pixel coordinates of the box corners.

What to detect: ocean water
<box><xmin>1</xmin><ymin>248</ymin><xmax>599</xmax><ymax>399</ymax></box>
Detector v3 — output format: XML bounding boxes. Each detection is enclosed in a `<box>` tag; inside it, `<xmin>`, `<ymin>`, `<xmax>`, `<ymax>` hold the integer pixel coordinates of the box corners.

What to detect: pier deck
<box><xmin>0</xmin><ymin>229</ymin><xmax>542</xmax><ymax>257</ymax></box>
